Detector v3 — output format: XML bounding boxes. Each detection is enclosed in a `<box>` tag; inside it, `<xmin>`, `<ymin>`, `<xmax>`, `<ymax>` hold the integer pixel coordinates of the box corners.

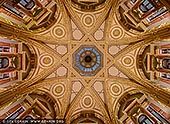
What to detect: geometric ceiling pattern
<box><xmin>0</xmin><ymin>0</ymin><xmax>170</xmax><ymax>123</ymax></box>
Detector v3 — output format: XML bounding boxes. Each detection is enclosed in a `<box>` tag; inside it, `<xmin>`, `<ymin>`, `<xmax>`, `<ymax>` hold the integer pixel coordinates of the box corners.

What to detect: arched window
<box><xmin>147</xmin><ymin>106</ymin><xmax>170</xmax><ymax>124</ymax></box>
<box><xmin>162</xmin><ymin>59</ymin><xmax>170</xmax><ymax>69</ymax></box>
<box><xmin>6</xmin><ymin>107</ymin><xmax>25</xmax><ymax>119</ymax></box>
<box><xmin>161</xmin><ymin>73</ymin><xmax>170</xmax><ymax>79</ymax></box>
<box><xmin>0</xmin><ymin>57</ymin><xmax>9</xmax><ymax>69</ymax></box>
<box><xmin>0</xmin><ymin>47</ymin><xmax>10</xmax><ymax>52</ymax></box>
<box><xmin>3</xmin><ymin>2</ymin><xmax>25</xmax><ymax>18</ymax></box>
<box><xmin>161</xmin><ymin>48</ymin><xmax>170</xmax><ymax>54</ymax></box>
<box><xmin>147</xmin><ymin>7</ymin><xmax>167</xmax><ymax>21</ymax></box>
<box><xmin>19</xmin><ymin>0</ymin><xmax>35</xmax><ymax>10</ymax></box>
<box><xmin>139</xmin><ymin>0</ymin><xmax>153</xmax><ymax>12</ymax></box>
<box><xmin>0</xmin><ymin>73</ymin><xmax>9</xmax><ymax>80</ymax></box>
<box><xmin>138</xmin><ymin>114</ymin><xmax>153</xmax><ymax>124</ymax></box>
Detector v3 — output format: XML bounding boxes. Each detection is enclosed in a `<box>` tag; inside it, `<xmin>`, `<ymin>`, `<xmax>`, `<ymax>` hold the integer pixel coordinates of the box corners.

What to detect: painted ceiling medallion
<box><xmin>122</xmin><ymin>55</ymin><xmax>134</xmax><ymax>67</ymax></box>
<box><xmin>52</xmin><ymin>83</ymin><xmax>65</xmax><ymax>97</ymax></box>
<box><xmin>40</xmin><ymin>55</ymin><xmax>54</xmax><ymax>67</ymax></box>
<box><xmin>110</xmin><ymin>26</ymin><xmax>124</xmax><ymax>39</ymax></box>
<box><xmin>82</xmin><ymin>14</ymin><xmax>95</xmax><ymax>27</ymax></box>
<box><xmin>81</xmin><ymin>95</ymin><xmax>94</xmax><ymax>108</ymax></box>
<box><xmin>73</xmin><ymin>45</ymin><xmax>103</xmax><ymax>76</ymax></box>
<box><xmin>52</xmin><ymin>25</ymin><xmax>66</xmax><ymax>39</ymax></box>
<box><xmin>110</xmin><ymin>84</ymin><xmax>122</xmax><ymax>96</ymax></box>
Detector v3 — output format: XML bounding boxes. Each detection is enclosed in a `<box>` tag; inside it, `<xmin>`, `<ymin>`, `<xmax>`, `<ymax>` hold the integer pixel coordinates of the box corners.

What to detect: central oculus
<box><xmin>73</xmin><ymin>45</ymin><xmax>103</xmax><ymax>76</ymax></box>
<box><xmin>85</xmin><ymin>56</ymin><xmax>92</xmax><ymax>63</ymax></box>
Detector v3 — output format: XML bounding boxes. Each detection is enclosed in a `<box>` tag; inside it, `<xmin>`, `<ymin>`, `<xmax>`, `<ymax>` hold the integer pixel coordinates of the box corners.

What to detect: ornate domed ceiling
<box><xmin>0</xmin><ymin>0</ymin><xmax>170</xmax><ymax>124</ymax></box>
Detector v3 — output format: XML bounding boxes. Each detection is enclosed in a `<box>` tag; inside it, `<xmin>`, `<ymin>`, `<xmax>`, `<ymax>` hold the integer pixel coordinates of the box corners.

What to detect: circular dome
<box><xmin>79</xmin><ymin>50</ymin><xmax>98</xmax><ymax>68</ymax></box>
<box><xmin>73</xmin><ymin>45</ymin><xmax>103</xmax><ymax>76</ymax></box>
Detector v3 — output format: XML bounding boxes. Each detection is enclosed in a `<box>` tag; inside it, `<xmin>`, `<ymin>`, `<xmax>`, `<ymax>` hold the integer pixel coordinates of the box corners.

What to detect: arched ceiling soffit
<box><xmin>0</xmin><ymin>38</ymin><xmax>37</xmax><ymax>89</ymax></box>
<box><xmin>35</xmin><ymin>0</ymin><xmax>139</xmax><ymax>45</ymax></box>
<box><xmin>34</xmin><ymin>0</ymin><xmax>170</xmax><ymax>45</ymax></box>
<box><xmin>0</xmin><ymin>37</ymin><xmax>64</xmax><ymax>109</ymax></box>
